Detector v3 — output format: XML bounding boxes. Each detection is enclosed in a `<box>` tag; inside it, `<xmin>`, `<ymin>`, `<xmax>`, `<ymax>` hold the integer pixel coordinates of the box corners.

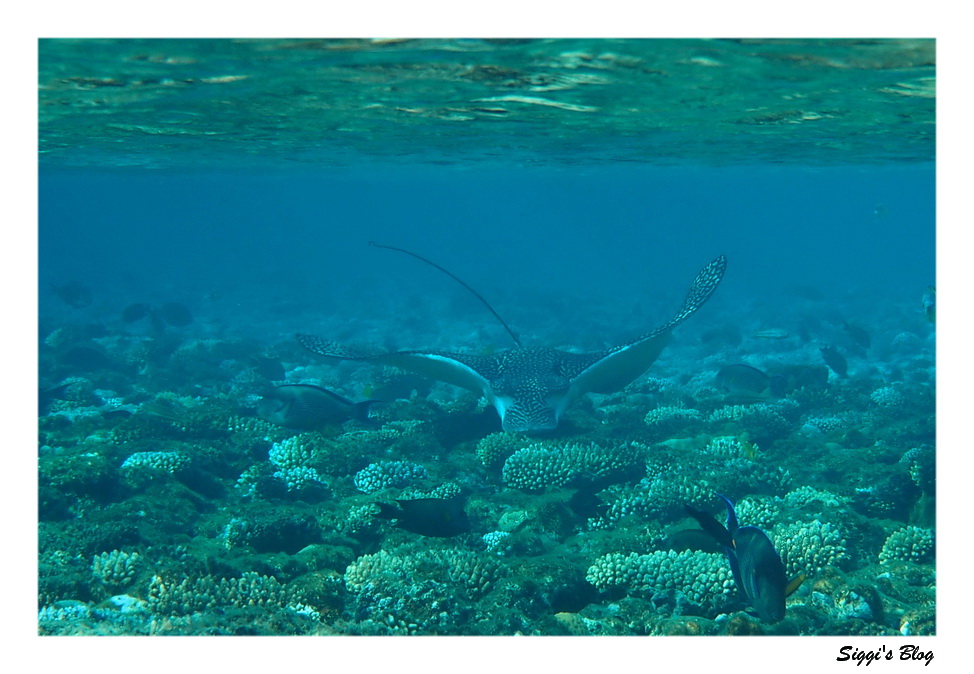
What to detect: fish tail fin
<box><xmin>661</xmin><ymin>255</ymin><xmax>727</xmax><ymax>333</ymax></box>
<box><xmin>685</xmin><ymin>505</ymin><xmax>733</xmax><ymax>548</ymax></box>
<box><xmin>785</xmin><ymin>573</ymin><xmax>806</xmax><ymax>597</ymax></box>
<box><xmin>715</xmin><ymin>493</ymin><xmax>740</xmax><ymax>532</ymax></box>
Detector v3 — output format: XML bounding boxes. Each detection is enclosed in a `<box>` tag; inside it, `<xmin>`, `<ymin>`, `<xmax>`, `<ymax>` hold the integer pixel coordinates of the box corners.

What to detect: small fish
<box><xmin>38</xmin><ymin>382</ymin><xmax>72</xmax><ymax>415</ymax></box>
<box><xmin>819</xmin><ymin>344</ymin><xmax>848</xmax><ymax>378</ymax></box>
<box><xmin>256</xmin><ymin>384</ymin><xmax>379</xmax><ymax>431</ymax></box>
<box><xmin>251</xmin><ymin>356</ymin><xmax>286</xmax><ymax>381</ymax></box>
<box><xmin>715</xmin><ymin>364</ymin><xmax>772</xmax><ymax>402</ymax></box>
<box><xmin>766</xmin><ymin>365</ymin><xmax>829</xmax><ymax>396</ymax></box>
<box><xmin>752</xmin><ymin>329</ymin><xmax>789</xmax><ymax>340</ymax></box>
<box><xmin>374</xmin><ymin>495</ymin><xmax>470</xmax><ymax>537</ymax></box>
<box><xmin>842</xmin><ymin>321</ymin><xmax>871</xmax><ymax>350</ymax></box>
<box><xmin>51</xmin><ymin>282</ymin><xmax>92</xmax><ymax>308</ymax></box>
<box><xmin>121</xmin><ymin>303</ymin><xmax>152</xmax><ymax>323</ymax></box>
<box><xmin>686</xmin><ymin>494</ymin><xmax>804</xmax><ymax>623</ymax></box>
<box><xmin>922</xmin><ymin>286</ymin><xmax>936</xmax><ymax>324</ymax></box>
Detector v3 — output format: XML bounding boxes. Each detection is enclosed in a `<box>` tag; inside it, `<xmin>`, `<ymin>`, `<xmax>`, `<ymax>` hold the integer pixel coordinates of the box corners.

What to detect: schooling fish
<box><xmin>686</xmin><ymin>494</ymin><xmax>804</xmax><ymax>623</ymax></box>
<box><xmin>374</xmin><ymin>495</ymin><xmax>471</xmax><ymax>537</ymax></box>
<box><xmin>298</xmin><ymin>252</ymin><xmax>726</xmax><ymax>433</ymax></box>
<box><xmin>819</xmin><ymin>344</ymin><xmax>848</xmax><ymax>378</ymax></box>
<box><xmin>256</xmin><ymin>384</ymin><xmax>379</xmax><ymax>431</ymax></box>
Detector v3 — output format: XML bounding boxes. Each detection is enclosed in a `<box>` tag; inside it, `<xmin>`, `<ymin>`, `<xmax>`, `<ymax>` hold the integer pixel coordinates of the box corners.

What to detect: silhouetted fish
<box><xmin>569</xmin><ymin>485</ymin><xmax>609</xmax><ymax>520</ymax></box>
<box><xmin>38</xmin><ymin>382</ymin><xmax>72</xmax><ymax>415</ymax></box>
<box><xmin>764</xmin><ymin>364</ymin><xmax>829</xmax><ymax>396</ymax></box>
<box><xmin>121</xmin><ymin>303</ymin><xmax>152</xmax><ymax>323</ymax></box>
<box><xmin>686</xmin><ymin>494</ymin><xmax>804</xmax><ymax>623</ymax></box>
<box><xmin>51</xmin><ymin>282</ymin><xmax>92</xmax><ymax>308</ymax></box>
<box><xmin>157</xmin><ymin>302</ymin><xmax>193</xmax><ymax>327</ymax></box>
<box><xmin>252</xmin><ymin>356</ymin><xmax>286</xmax><ymax>381</ymax></box>
<box><xmin>715</xmin><ymin>364</ymin><xmax>772</xmax><ymax>402</ymax></box>
<box><xmin>842</xmin><ymin>321</ymin><xmax>871</xmax><ymax>350</ymax></box>
<box><xmin>374</xmin><ymin>495</ymin><xmax>470</xmax><ymax>537</ymax></box>
<box><xmin>819</xmin><ymin>345</ymin><xmax>848</xmax><ymax>378</ymax></box>
<box><xmin>256</xmin><ymin>384</ymin><xmax>378</xmax><ymax>431</ymax></box>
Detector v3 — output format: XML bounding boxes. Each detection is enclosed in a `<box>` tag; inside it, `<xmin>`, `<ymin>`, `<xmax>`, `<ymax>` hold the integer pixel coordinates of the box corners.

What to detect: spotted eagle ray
<box><xmin>298</xmin><ymin>252</ymin><xmax>726</xmax><ymax>433</ymax></box>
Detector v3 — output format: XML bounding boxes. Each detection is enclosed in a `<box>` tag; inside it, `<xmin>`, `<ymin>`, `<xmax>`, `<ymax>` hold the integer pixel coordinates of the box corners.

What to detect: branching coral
<box><xmin>585</xmin><ymin>550</ymin><xmax>734</xmax><ymax>616</ymax></box>
<box><xmin>501</xmin><ymin>440</ymin><xmax>643</xmax><ymax>491</ymax></box>
<box><xmin>879</xmin><ymin>526</ymin><xmax>934</xmax><ymax>565</ymax></box>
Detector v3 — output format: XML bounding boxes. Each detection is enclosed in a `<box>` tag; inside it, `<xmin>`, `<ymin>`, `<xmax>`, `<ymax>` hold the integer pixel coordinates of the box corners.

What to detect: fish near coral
<box><xmin>715</xmin><ymin>364</ymin><xmax>773</xmax><ymax>402</ymax></box>
<box><xmin>256</xmin><ymin>384</ymin><xmax>379</xmax><ymax>431</ymax></box>
<box><xmin>374</xmin><ymin>495</ymin><xmax>471</xmax><ymax>537</ymax></box>
<box><xmin>685</xmin><ymin>494</ymin><xmax>804</xmax><ymax>623</ymax></box>
<box><xmin>819</xmin><ymin>345</ymin><xmax>848</xmax><ymax>378</ymax></box>
<box><xmin>299</xmin><ymin>254</ymin><xmax>726</xmax><ymax>432</ymax></box>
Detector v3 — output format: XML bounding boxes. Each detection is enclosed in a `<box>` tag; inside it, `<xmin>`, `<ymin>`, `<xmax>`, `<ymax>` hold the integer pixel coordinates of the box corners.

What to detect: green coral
<box><xmin>585</xmin><ymin>549</ymin><xmax>734</xmax><ymax>616</ymax></box>
<box><xmin>879</xmin><ymin>526</ymin><xmax>934</xmax><ymax>565</ymax></box>
<box><xmin>147</xmin><ymin>572</ymin><xmax>294</xmax><ymax>617</ymax></box>
<box><xmin>773</xmin><ymin>520</ymin><xmax>849</xmax><ymax>578</ymax></box>
<box><xmin>476</xmin><ymin>431</ymin><xmax>526</xmax><ymax>468</ymax></box>
<box><xmin>501</xmin><ymin>440</ymin><xmax>643</xmax><ymax>491</ymax></box>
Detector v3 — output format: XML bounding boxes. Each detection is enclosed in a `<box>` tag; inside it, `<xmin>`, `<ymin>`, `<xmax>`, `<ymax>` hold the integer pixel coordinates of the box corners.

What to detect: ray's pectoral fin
<box><xmin>296</xmin><ymin>333</ymin><xmax>497</xmax><ymax>396</ymax></box>
<box><xmin>566</xmin><ymin>332</ymin><xmax>673</xmax><ymax>395</ymax></box>
<box><xmin>564</xmin><ymin>254</ymin><xmax>727</xmax><ymax>396</ymax></box>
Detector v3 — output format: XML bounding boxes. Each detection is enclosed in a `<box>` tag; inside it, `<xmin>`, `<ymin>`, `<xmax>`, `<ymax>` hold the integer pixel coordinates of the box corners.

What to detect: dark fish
<box><xmin>374</xmin><ymin>495</ymin><xmax>470</xmax><ymax>537</ymax></box>
<box><xmin>38</xmin><ymin>382</ymin><xmax>72</xmax><ymax>415</ymax></box>
<box><xmin>51</xmin><ymin>282</ymin><xmax>92</xmax><ymax>308</ymax></box>
<box><xmin>660</xmin><ymin>527</ymin><xmax>725</xmax><ymax>555</ymax></box>
<box><xmin>842</xmin><ymin>321</ymin><xmax>871</xmax><ymax>350</ymax></box>
<box><xmin>715</xmin><ymin>364</ymin><xmax>772</xmax><ymax>402</ymax></box>
<box><xmin>765</xmin><ymin>365</ymin><xmax>829</xmax><ymax>396</ymax></box>
<box><xmin>686</xmin><ymin>494</ymin><xmax>804</xmax><ymax>623</ymax></box>
<box><xmin>157</xmin><ymin>302</ymin><xmax>193</xmax><ymax>327</ymax></box>
<box><xmin>819</xmin><ymin>345</ymin><xmax>848</xmax><ymax>378</ymax></box>
<box><xmin>569</xmin><ymin>486</ymin><xmax>608</xmax><ymax>520</ymax></box>
<box><xmin>252</xmin><ymin>356</ymin><xmax>286</xmax><ymax>381</ymax></box>
<box><xmin>256</xmin><ymin>384</ymin><xmax>378</xmax><ymax>431</ymax></box>
<box><xmin>121</xmin><ymin>303</ymin><xmax>152</xmax><ymax>323</ymax></box>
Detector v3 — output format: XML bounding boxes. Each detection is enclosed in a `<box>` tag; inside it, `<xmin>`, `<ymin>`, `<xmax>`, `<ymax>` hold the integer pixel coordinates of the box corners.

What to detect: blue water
<box><xmin>39</xmin><ymin>163</ymin><xmax>933</xmax><ymax>340</ymax></box>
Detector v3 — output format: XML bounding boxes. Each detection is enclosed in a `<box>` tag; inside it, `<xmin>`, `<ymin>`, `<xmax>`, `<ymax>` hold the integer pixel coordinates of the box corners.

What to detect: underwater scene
<box><xmin>38</xmin><ymin>38</ymin><xmax>935</xmax><ymax>637</ymax></box>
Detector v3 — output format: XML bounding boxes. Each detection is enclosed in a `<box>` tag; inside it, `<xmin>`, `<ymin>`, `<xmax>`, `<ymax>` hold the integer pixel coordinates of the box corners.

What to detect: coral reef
<box><xmin>502</xmin><ymin>440</ymin><xmax>643</xmax><ymax>491</ymax></box>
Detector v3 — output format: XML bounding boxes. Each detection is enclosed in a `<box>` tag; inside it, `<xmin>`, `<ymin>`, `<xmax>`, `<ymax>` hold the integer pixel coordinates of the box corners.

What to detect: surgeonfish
<box><xmin>256</xmin><ymin>384</ymin><xmax>379</xmax><ymax>431</ymax></box>
<box><xmin>819</xmin><ymin>345</ymin><xmax>848</xmax><ymax>378</ymax></box>
<box><xmin>374</xmin><ymin>495</ymin><xmax>470</xmax><ymax>537</ymax></box>
<box><xmin>715</xmin><ymin>364</ymin><xmax>774</xmax><ymax>402</ymax></box>
<box><xmin>686</xmin><ymin>494</ymin><xmax>805</xmax><ymax>623</ymax></box>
